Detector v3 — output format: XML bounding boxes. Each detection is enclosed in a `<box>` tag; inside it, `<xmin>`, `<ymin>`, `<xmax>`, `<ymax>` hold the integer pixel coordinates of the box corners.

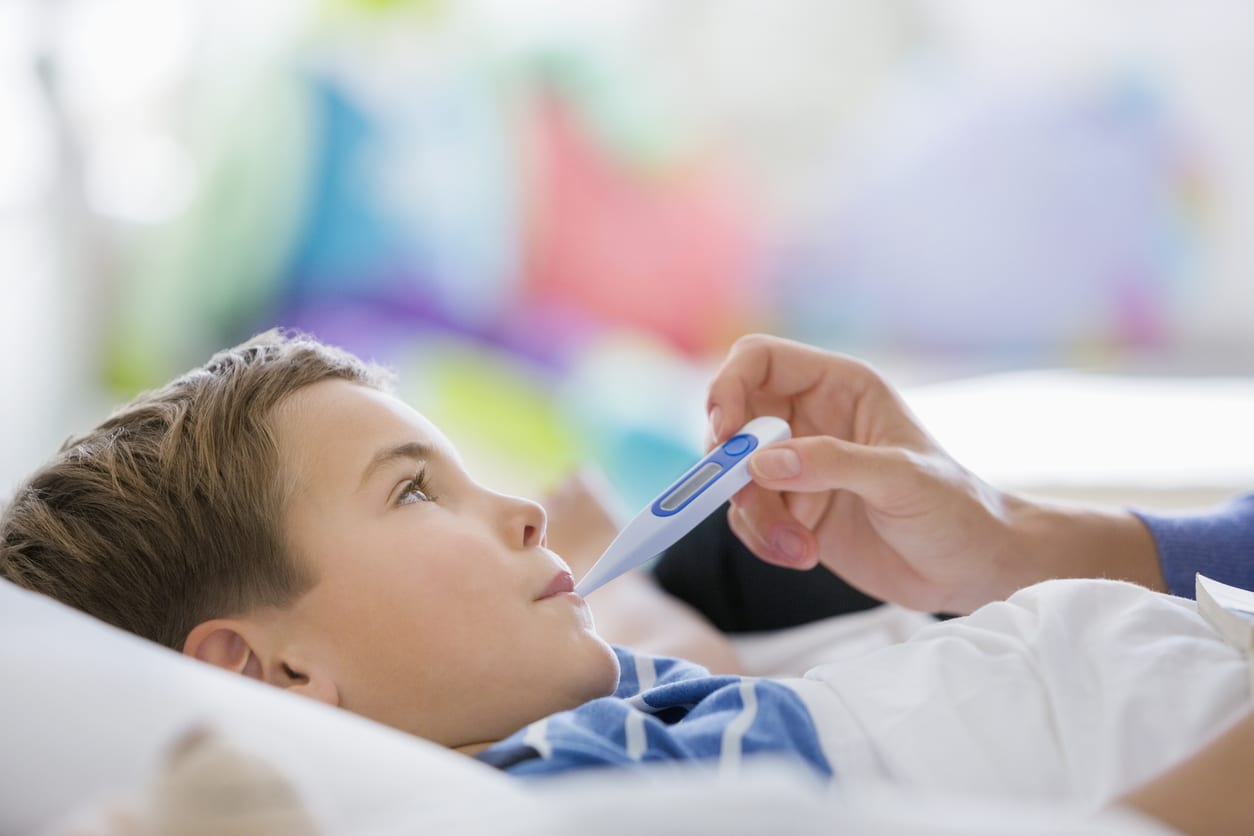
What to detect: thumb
<box><xmin>748</xmin><ymin>436</ymin><xmax>917</xmax><ymax>508</ymax></box>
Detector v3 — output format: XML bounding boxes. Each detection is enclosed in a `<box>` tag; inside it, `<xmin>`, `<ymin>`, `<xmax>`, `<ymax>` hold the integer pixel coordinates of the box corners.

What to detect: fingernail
<box><xmin>709</xmin><ymin>405</ymin><xmax>723</xmax><ymax>439</ymax></box>
<box><xmin>754</xmin><ymin>447</ymin><xmax>800</xmax><ymax>480</ymax></box>
<box><xmin>773</xmin><ymin>527</ymin><xmax>806</xmax><ymax>563</ymax></box>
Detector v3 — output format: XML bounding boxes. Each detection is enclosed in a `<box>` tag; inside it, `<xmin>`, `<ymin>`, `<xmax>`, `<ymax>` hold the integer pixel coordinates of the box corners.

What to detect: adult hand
<box><xmin>705</xmin><ymin>334</ymin><xmax>1161</xmax><ymax>613</ymax></box>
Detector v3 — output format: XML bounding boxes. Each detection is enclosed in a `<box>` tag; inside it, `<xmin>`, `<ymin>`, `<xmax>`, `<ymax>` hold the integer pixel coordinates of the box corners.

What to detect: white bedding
<box><xmin>0</xmin><ymin>577</ymin><xmax>1191</xmax><ymax>835</ymax></box>
<box><xmin>786</xmin><ymin>579</ymin><xmax>1252</xmax><ymax>807</ymax></box>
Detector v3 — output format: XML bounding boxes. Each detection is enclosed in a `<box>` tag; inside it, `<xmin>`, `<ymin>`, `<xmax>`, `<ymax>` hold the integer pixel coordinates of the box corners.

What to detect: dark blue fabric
<box><xmin>1134</xmin><ymin>493</ymin><xmax>1254</xmax><ymax>598</ymax></box>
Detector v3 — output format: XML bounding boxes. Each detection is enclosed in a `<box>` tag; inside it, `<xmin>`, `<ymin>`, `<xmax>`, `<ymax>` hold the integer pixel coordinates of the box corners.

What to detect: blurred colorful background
<box><xmin>3</xmin><ymin>0</ymin><xmax>1253</xmax><ymax>506</ymax></box>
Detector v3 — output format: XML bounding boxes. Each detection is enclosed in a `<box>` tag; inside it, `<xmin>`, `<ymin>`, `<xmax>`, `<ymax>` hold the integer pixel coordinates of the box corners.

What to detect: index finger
<box><xmin>705</xmin><ymin>334</ymin><xmax>862</xmax><ymax>445</ymax></box>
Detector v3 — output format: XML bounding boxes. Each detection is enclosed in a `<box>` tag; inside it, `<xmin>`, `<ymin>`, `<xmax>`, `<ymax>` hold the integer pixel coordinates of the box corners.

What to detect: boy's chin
<box><xmin>557</xmin><ymin>636</ymin><xmax>622</xmax><ymax>709</ymax></box>
<box><xmin>587</xmin><ymin>634</ymin><xmax>622</xmax><ymax>697</ymax></box>
<box><xmin>595</xmin><ymin>648</ymin><xmax>622</xmax><ymax>698</ymax></box>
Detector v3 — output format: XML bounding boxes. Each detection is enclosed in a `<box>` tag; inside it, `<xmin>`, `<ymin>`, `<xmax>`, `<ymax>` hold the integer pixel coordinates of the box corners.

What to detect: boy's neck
<box><xmin>454</xmin><ymin>740</ymin><xmax>496</xmax><ymax>757</ymax></box>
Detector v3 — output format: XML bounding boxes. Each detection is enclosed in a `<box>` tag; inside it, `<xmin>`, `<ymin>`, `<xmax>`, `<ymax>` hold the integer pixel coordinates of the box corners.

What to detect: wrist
<box><xmin>999</xmin><ymin>496</ymin><xmax>1166</xmax><ymax>596</ymax></box>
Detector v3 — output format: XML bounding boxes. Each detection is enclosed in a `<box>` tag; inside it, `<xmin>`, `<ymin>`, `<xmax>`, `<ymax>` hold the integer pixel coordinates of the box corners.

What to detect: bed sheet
<box><xmin>787</xmin><ymin>579</ymin><xmax>1252</xmax><ymax>810</ymax></box>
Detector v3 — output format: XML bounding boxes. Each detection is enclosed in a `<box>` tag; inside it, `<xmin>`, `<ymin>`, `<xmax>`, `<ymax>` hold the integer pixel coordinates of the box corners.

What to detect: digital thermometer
<box><xmin>574</xmin><ymin>416</ymin><xmax>791</xmax><ymax>597</ymax></box>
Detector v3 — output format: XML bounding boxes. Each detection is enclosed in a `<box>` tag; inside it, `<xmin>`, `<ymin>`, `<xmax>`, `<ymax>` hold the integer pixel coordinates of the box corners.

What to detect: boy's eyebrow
<box><xmin>359</xmin><ymin>441</ymin><xmax>434</xmax><ymax>489</ymax></box>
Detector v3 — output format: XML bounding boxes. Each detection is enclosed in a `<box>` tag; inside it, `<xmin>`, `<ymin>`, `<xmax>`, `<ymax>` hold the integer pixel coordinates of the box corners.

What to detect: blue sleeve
<box><xmin>1132</xmin><ymin>493</ymin><xmax>1254</xmax><ymax>598</ymax></box>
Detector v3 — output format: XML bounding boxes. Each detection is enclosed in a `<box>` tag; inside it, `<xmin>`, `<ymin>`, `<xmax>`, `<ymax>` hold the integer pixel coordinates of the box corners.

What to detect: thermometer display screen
<box><xmin>650</xmin><ymin>433</ymin><xmax>760</xmax><ymax>517</ymax></box>
<box><xmin>658</xmin><ymin>462</ymin><xmax>723</xmax><ymax>511</ymax></box>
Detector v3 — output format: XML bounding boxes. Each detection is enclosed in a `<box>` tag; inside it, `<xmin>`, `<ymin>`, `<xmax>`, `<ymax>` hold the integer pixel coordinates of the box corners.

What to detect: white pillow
<box><xmin>0</xmin><ymin>578</ymin><xmax>520</xmax><ymax>834</ymax></box>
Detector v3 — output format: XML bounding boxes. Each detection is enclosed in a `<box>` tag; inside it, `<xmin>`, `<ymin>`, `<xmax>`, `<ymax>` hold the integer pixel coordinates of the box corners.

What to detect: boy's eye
<box><xmin>397</xmin><ymin>470</ymin><xmax>438</xmax><ymax>506</ymax></box>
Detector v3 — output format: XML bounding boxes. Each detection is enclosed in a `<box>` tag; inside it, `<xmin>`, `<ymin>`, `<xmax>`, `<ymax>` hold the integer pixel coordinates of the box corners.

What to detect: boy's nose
<box><xmin>501</xmin><ymin>493</ymin><xmax>547</xmax><ymax>549</ymax></box>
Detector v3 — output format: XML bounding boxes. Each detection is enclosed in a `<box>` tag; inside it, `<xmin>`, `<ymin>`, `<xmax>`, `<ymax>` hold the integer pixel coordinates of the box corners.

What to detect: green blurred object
<box><xmin>397</xmin><ymin>342</ymin><xmax>582</xmax><ymax>499</ymax></box>
<box><xmin>324</xmin><ymin>0</ymin><xmax>444</xmax><ymax>21</ymax></box>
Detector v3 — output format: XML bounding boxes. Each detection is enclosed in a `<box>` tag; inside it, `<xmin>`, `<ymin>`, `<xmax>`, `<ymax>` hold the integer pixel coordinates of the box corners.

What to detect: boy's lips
<box><xmin>536</xmin><ymin>570</ymin><xmax>577</xmax><ymax>601</ymax></box>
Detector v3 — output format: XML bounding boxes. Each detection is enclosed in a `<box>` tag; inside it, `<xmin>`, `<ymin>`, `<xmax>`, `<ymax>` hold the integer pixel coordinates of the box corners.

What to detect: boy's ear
<box><xmin>183</xmin><ymin>620</ymin><xmax>266</xmax><ymax>680</ymax></box>
<box><xmin>182</xmin><ymin>620</ymin><xmax>341</xmax><ymax>708</ymax></box>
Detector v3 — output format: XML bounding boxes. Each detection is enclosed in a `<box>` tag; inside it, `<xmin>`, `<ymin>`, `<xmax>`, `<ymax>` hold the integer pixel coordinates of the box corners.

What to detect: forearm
<box><xmin>999</xmin><ymin>496</ymin><xmax>1167</xmax><ymax>597</ymax></box>
<box><xmin>1119</xmin><ymin>706</ymin><xmax>1254</xmax><ymax>834</ymax></box>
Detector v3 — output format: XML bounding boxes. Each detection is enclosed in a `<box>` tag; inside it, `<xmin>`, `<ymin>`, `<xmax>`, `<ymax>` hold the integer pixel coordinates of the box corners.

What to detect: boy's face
<box><xmin>268</xmin><ymin>379</ymin><xmax>619</xmax><ymax>748</ymax></box>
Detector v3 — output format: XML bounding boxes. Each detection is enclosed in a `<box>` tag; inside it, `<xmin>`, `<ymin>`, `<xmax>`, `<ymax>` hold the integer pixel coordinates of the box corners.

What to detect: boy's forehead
<box><xmin>273</xmin><ymin>380</ymin><xmax>452</xmax><ymax>479</ymax></box>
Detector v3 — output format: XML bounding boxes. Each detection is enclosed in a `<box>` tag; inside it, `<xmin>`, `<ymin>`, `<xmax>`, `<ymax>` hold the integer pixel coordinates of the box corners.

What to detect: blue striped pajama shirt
<box><xmin>477</xmin><ymin>646</ymin><xmax>831</xmax><ymax>778</ymax></box>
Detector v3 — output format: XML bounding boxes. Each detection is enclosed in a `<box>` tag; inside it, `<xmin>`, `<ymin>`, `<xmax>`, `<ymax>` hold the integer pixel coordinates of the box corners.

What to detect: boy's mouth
<box><xmin>535</xmin><ymin>570</ymin><xmax>577</xmax><ymax>601</ymax></box>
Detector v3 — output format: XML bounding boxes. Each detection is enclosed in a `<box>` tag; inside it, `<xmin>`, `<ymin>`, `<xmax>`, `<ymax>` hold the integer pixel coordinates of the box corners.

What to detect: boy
<box><xmin>0</xmin><ymin>330</ymin><xmax>828</xmax><ymax>774</ymax></box>
<box><xmin>1</xmin><ymin>330</ymin><xmax>1248</xmax><ymax>812</ymax></box>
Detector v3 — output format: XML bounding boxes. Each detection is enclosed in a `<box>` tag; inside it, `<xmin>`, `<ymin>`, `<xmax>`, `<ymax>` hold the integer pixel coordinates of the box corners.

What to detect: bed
<box><xmin>1</xmin><ymin>577</ymin><xmax>1178</xmax><ymax>835</ymax></box>
<box><xmin>7</xmin><ymin>369</ymin><xmax>1254</xmax><ymax>835</ymax></box>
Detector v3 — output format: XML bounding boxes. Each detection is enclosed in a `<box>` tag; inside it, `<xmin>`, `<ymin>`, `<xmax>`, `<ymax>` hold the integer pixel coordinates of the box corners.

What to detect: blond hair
<box><xmin>0</xmin><ymin>330</ymin><xmax>391</xmax><ymax>649</ymax></box>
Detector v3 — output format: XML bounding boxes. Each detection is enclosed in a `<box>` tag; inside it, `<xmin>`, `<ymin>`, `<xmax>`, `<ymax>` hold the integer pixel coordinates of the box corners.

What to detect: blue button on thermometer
<box><xmin>574</xmin><ymin>416</ymin><xmax>791</xmax><ymax>597</ymax></box>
